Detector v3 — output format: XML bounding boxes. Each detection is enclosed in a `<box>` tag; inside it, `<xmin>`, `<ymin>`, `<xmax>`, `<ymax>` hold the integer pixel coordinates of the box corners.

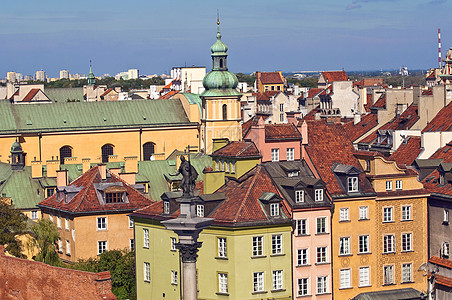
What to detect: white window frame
<box><xmin>385</xmin><ymin>180</ymin><xmax>392</xmax><ymax>191</ymax></box>
<box><xmin>231</xmin><ymin>161</ymin><xmax>236</xmax><ymax>174</ymax></box>
<box><xmin>272</xmin><ymin>270</ymin><xmax>283</xmax><ymax>290</ymax></box>
<box><xmin>297</xmin><ymin>248</ymin><xmax>308</xmax><ymax>266</ymax></box>
<box><xmin>129</xmin><ymin>216</ymin><xmax>134</xmax><ymax>228</ymax></box>
<box><xmin>295</xmin><ymin>190</ymin><xmax>304</xmax><ymax>203</ymax></box>
<box><xmin>359</xmin><ymin>235</ymin><xmax>370</xmax><ymax>253</ymax></box>
<box><xmin>271</xmin><ymin>148</ymin><xmax>280</xmax><ymax>162</ymax></box>
<box><xmin>298</xmin><ymin>278</ymin><xmax>309</xmax><ymax>296</ymax></box>
<box><xmin>58</xmin><ymin>239</ymin><xmax>63</xmax><ymax>253</ymax></box>
<box><xmin>164</xmin><ymin>201</ymin><xmax>170</xmax><ymax>214</ymax></box>
<box><xmin>315</xmin><ymin>189</ymin><xmax>324</xmax><ymax>201</ymax></box>
<box><xmin>31</xmin><ymin>210</ymin><xmax>38</xmax><ymax>220</ymax></box>
<box><xmin>297</xmin><ymin>219</ymin><xmax>307</xmax><ymax>235</ymax></box>
<box><xmin>270</xmin><ymin>203</ymin><xmax>280</xmax><ymax>216</ymax></box>
<box><xmin>444</xmin><ymin>209</ymin><xmax>449</xmax><ymax>224</ymax></box>
<box><xmin>348</xmin><ymin>176</ymin><xmax>358</xmax><ymax>192</ymax></box>
<box><xmin>253</xmin><ymin>272</ymin><xmax>264</xmax><ymax>292</ymax></box>
<box><xmin>383</xmin><ymin>207</ymin><xmax>393</xmax><ymax>222</ymax></box>
<box><xmin>97</xmin><ymin>217</ymin><xmax>107</xmax><ymax>230</ymax></box>
<box><xmin>317</xmin><ymin>276</ymin><xmax>328</xmax><ymax>294</ymax></box>
<box><xmin>143</xmin><ymin>228</ymin><xmax>149</xmax><ymax>249</ymax></box>
<box><xmin>401</xmin><ymin>233</ymin><xmax>412</xmax><ymax>252</ymax></box>
<box><xmin>383</xmin><ymin>235</ymin><xmax>395</xmax><ymax>253</ymax></box>
<box><xmin>383</xmin><ymin>265</ymin><xmax>394</xmax><ymax>285</ymax></box>
<box><xmin>401</xmin><ymin>205</ymin><xmax>412</xmax><ymax>221</ymax></box>
<box><xmin>396</xmin><ymin>180</ymin><xmax>402</xmax><ymax>190</ymax></box>
<box><xmin>65</xmin><ymin>218</ymin><xmax>69</xmax><ymax>230</ymax></box>
<box><xmin>359</xmin><ymin>267</ymin><xmax>370</xmax><ymax>287</ymax></box>
<box><xmin>359</xmin><ymin>206</ymin><xmax>369</xmax><ymax>220</ymax></box>
<box><xmin>402</xmin><ymin>263</ymin><xmax>412</xmax><ymax>283</ymax></box>
<box><xmin>57</xmin><ymin>216</ymin><xmax>61</xmax><ymax>228</ymax></box>
<box><xmin>98</xmin><ymin>241</ymin><xmax>107</xmax><ymax>254</ymax></box>
<box><xmin>66</xmin><ymin>240</ymin><xmax>70</xmax><ymax>255</ymax></box>
<box><xmin>171</xmin><ymin>237</ymin><xmax>177</xmax><ymax>251</ymax></box>
<box><xmin>316</xmin><ymin>217</ymin><xmax>326</xmax><ymax>234</ymax></box>
<box><xmin>339</xmin><ymin>237</ymin><xmax>351</xmax><ymax>255</ymax></box>
<box><xmin>253</xmin><ymin>236</ymin><xmax>263</xmax><ymax>256</ymax></box>
<box><xmin>443</xmin><ymin>242</ymin><xmax>450</xmax><ymax>257</ymax></box>
<box><xmin>316</xmin><ymin>247</ymin><xmax>327</xmax><ymax>263</ymax></box>
<box><xmin>130</xmin><ymin>238</ymin><xmax>135</xmax><ymax>251</ymax></box>
<box><xmin>339</xmin><ymin>208</ymin><xmax>350</xmax><ymax>221</ymax></box>
<box><xmin>339</xmin><ymin>269</ymin><xmax>351</xmax><ymax>289</ymax></box>
<box><xmin>144</xmin><ymin>262</ymin><xmax>150</xmax><ymax>282</ymax></box>
<box><xmin>218</xmin><ymin>273</ymin><xmax>228</xmax><ymax>293</ymax></box>
<box><xmin>196</xmin><ymin>205</ymin><xmax>204</xmax><ymax>217</ymax></box>
<box><xmin>218</xmin><ymin>237</ymin><xmax>227</xmax><ymax>258</ymax></box>
<box><xmin>272</xmin><ymin>234</ymin><xmax>282</xmax><ymax>255</ymax></box>
<box><xmin>286</xmin><ymin>148</ymin><xmax>294</xmax><ymax>161</ymax></box>
<box><xmin>171</xmin><ymin>270</ymin><xmax>178</xmax><ymax>285</ymax></box>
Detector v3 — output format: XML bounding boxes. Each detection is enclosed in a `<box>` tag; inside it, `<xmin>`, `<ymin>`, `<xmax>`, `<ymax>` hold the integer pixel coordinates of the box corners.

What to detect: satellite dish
<box><xmin>418</xmin><ymin>262</ymin><xmax>428</xmax><ymax>272</ymax></box>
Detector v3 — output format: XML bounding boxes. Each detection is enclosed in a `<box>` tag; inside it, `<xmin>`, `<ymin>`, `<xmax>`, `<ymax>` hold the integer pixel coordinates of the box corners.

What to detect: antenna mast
<box><xmin>439</xmin><ymin>28</ymin><xmax>442</xmax><ymax>69</ymax></box>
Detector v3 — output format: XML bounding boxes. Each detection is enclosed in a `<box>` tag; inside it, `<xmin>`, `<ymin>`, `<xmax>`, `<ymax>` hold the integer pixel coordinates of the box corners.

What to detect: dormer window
<box><xmin>315</xmin><ymin>189</ymin><xmax>324</xmax><ymax>202</ymax></box>
<box><xmin>270</xmin><ymin>203</ymin><xmax>280</xmax><ymax>216</ymax></box>
<box><xmin>163</xmin><ymin>201</ymin><xmax>170</xmax><ymax>215</ymax></box>
<box><xmin>196</xmin><ymin>205</ymin><xmax>204</xmax><ymax>217</ymax></box>
<box><xmin>288</xmin><ymin>171</ymin><xmax>299</xmax><ymax>177</ymax></box>
<box><xmin>106</xmin><ymin>192</ymin><xmax>124</xmax><ymax>203</ymax></box>
<box><xmin>295</xmin><ymin>190</ymin><xmax>304</xmax><ymax>203</ymax></box>
<box><xmin>347</xmin><ymin>177</ymin><xmax>358</xmax><ymax>193</ymax></box>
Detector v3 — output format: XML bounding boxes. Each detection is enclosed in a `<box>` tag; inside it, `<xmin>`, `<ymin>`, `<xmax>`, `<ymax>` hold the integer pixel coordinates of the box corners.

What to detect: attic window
<box><xmin>163</xmin><ymin>201</ymin><xmax>170</xmax><ymax>215</ymax></box>
<box><xmin>106</xmin><ymin>192</ymin><xmax>124</xmax><ymax>203</ymax></box>
<box><xmin>270</xmin><ymin>203</ymin><xmax>280</xmax><ymax>216</ymax></box>
<box><xmin>347</xmin><ymin>177</ymin><xmax>358</xmax><ymax>192</ymax></box>
<box><xmin>288</xmin><ymin>171</ymin><xmax>299</xmax><ymax>177</ymax></box>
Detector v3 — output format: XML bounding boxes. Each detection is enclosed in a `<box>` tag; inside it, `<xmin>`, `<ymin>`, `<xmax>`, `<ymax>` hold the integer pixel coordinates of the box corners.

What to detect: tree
<box><xmin>0</xmin><ymin>201</ymin><xmax>28</xmax><ymax>258</ymax></box>
<box><xmin>27</xmin><ymin>218</ymin><xmax>61</xmax><ymax>266</ymax></box>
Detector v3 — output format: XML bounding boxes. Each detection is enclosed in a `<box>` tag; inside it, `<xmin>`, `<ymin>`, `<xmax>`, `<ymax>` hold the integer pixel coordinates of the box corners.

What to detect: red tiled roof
<box><xmin>435</xmin><ymin>274</ymin><xmax>452</xmax><ymax>287</ymax></box>
<box><xmin>319</xmin><ymin>85</ymin><xmax>332</xmax><ymax>96</ymax></box>
<box><xmin>342</xmin><ymin>113</ymin><xmax>378</xmax><ymax>142</ymax></box>
<box><xmin>22</xmin><ymin>89</ymin><xmax>40</xmax><ymax>102</ymax></box>
<box><xmin>353</xmin><ymin>78</ymin><xmax>383</xmax><ymax>88</ymax></box>
<box><xmin>212</xmin><ymin>141</ymin><xmax>261</xmax><ymax>158</ymax></box>
<box><xmin>100</xmin><ymin>88</ymin><xmax>113</xmax><ymax>97</ymax></box>
<box><xmin>422</xmin><ymin>89</ymin><xmax>433</xmax><ymax>96</ymax></box>
<box><xmin>159</xmin><ymin>90</ymin><xmax>178</xmax><ymax>99</ymax></box>
<box><xmin>254</xmin><ymin>91</ymin><xmax>280</xmax><ymax>101</ymax></box>
<box><xmin>242</xmin><ymin>115</ymin><xmax>270</xmax><ymax>138</ymax></box>
<box><xmin>258</xmin><ymin>72</ymin><xmax>284</xmax><ymax>84</ymax></box>
<box><xmin>371</xmin><ymin>93</ymin><xmax>386</xmax><ymax>109</ymax></box>
<box><xmin>430</xmin><ymin>256</ymin><xmax>452</xmax><ymax>269</ymax></box>
<box><xmin>422</xmin><ymin>101</ymin><xmax>452</xmax><ymax>133</ymax></box>
<box><xmin>305</xmin><ymin>119</ymin><xmax>374</xmax><ymax>196</ymax></box>
<box><xmin>426</xmin><ymin>71</ymin><xmax>436</xmax><ymax>80</ymax></box>
<box><xmin>265</xmin><ymin>123</ymin><xmax>302</xmax><ymax>141</ymax></box>
<box><xmin>307</xmin><ymin>88</ymin><xmax>323</xmax><ymax>98</ymax></box>
<box><xmin>321</xmin><ymin>71</ymin><xmax>348</xmax><ymax>82</ymax></box>
<box><xmin>430</xmin><ymin>142</ymin><xmax>452</xmax><ymax>162</ymax></box>
<box><xmin>300</xmin><ymin>107</ymin><xmax>320</xmax><ymax>122</ymax></box>
<box><xmin>389</xmin><ymin>136</ymin><xmax>422</xmax><ymax>167</ymax></box>
<box><xmin>39</xmin><ymin>166</ymin><xmax>153</xmax><ymax>214</ymax></box>
<box><xmin>422</xmin><ymin>169</ymin><xmax>452</xmax><ymax>196</ymax></box>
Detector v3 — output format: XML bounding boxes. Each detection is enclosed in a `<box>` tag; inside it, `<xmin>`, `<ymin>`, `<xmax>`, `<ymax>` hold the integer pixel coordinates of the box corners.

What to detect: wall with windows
<box><xmin>428</xmin><ymin>198</ymin><xmax>452</xmax><ymax>259</ymax></box>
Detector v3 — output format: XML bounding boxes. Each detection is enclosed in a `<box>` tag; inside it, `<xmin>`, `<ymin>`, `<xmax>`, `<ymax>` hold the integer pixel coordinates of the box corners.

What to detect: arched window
<box><xmin>222</xmin><ymin>104</ymin><xmax>227</xmax><ymax>120</ymax></box>
<box><xmin>143</xmin><ymin>142</ymin><xmax>155</xmax><ymax>161</ymax></box>
<box><xmin>101</xmin><ymin>144</ymin><xmax>114</xmax><ymax>163</ymax></box>
<box><xmin>59</xmin><ymin>146</ymin><xmax>72</xmax><ymax>165</ymax></box>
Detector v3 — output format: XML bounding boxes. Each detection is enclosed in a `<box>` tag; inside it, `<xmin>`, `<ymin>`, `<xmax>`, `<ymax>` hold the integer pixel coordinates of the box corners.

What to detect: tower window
<box><xmin>220</xmin><ymin>59</ymin><xmax>223</xmax><ymax>68</ymax></box>
<box><xmin>143</xmin><ymin>142</ymin><xmax>155</xmax><ymax>161</ymax></box>
<box><xmin>59</xmin><ymin>146</ymin><xmax>72</xmax><ymax>165</ymax></box>
<box><xmin>222</xmin><ymin>104</ymin><xmax>227</xmax><ymax>120</ymax></box>
<box><xmin>101</xmin><ymin>144</ymin><xmax>114</xmax><ymax>163</ymax></box>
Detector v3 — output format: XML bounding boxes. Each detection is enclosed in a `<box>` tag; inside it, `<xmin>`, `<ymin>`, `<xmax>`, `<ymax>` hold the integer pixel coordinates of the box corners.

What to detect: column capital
<box><xmin>176</xmin><ymin>242</ymin><xmax>203</xmax><ymax>263</ymax></box>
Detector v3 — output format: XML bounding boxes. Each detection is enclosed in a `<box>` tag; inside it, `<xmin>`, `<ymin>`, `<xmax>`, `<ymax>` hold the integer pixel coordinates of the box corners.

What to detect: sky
<box><xmin>0</xmin><ymin>0</ymin><xmax>451</xmax><ymax>77</ymax></box>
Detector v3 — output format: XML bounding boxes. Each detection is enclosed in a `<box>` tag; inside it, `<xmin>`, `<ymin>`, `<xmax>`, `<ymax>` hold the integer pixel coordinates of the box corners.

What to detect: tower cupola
<box><xmin>10</xmin><ymin>139</ymin><xmax>25</xmax><ymax>170</ymax></box>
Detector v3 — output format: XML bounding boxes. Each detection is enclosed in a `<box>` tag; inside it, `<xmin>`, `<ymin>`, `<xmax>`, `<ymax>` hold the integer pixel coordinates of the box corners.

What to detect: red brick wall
<box><xmin>0</xmin><ymin>246</ymin><xmax>116</xmax><ymax>300</ymax></box>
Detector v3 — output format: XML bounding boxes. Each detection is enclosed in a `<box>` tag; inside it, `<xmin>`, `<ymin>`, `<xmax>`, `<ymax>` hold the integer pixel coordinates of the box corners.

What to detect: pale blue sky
<box><xmin>0</xmin><ymin>0</ymin><xmax>450</xmax><ymax>77</ymax></box>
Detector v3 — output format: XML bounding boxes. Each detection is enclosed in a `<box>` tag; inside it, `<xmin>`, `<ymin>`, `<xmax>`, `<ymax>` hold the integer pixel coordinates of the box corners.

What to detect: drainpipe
<box><xmin>139</xmin><ymin>127</ymin><xmax>142</xmax><ymax>161</ymax></box>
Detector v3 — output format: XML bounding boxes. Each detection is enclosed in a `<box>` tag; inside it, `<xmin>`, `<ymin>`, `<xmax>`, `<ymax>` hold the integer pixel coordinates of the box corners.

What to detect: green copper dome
<box><xmin>201</xmin><ymin>19</ymin><xmax>241</xmax><ymax>97</ymax></box>
<box><xmin>11</xmin><ymin>140</ymin><xmax>22</xmax><ymax>153</ymax></box>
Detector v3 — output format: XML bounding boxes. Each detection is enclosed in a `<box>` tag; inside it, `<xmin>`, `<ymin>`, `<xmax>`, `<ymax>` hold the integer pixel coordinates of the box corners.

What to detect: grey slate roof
<box><xmin>352</xmin><ymin>288</ymin><xmax>421</xmax><ymax>300</ymax></box>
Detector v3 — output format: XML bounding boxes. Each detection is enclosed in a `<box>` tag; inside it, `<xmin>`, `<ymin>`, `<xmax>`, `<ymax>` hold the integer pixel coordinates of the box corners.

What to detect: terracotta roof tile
<box><xmin>22</xmin><ymin>89</ymin><xmax>40</xmax><ymax>102</ymax></box>
<box><xmin>159</xmin><ymin>90</ymin><xmax>178</xmax><ymax>99</ymax></box>
<box><xmin>426</xmin><ymin>71</ymin><xmax>436</xmax><ymax>80</ymax></box>
<box><xmin>212</xmin><ymin>141</ymin><xmax>261</xmax><ymax>158</ymax></box>
<box><xmin>430</xmin><ymin>142</ymin><xmax>452</xmax><ymax>162</ymax></box>
<box><xmin>258</xmin><ymin>72</ymin><xmax>284</xmax><ymax>84</ymax></box>
<box><xmin>342</xmin><ymin>113</ymin><xmax>378</xmax><ymax>142</ymax></box>
<box><xmin>422</xmin><ymin>169</ymin><xmax>452</xmax><ymax>196</ymax></box>
<box><xmin>39</xmin><ymin>166</ymin><xmax>153</xmax><ymax>214</ymax></box>
<box><xmin>371</xmin><ymin>93</ymin><xmax>386</xmax><ymax>109</ymax></box>
<box><xmin>430</xmin><ymin>256</ymin><xmax>452</xmax><ymax>269</ymax></box>
<box><xmin>353</xmin><ymin>78</ymin><xmax>383</xmax><ymax>88</ymax></box>
<box><xmin>100</xmin><ymin>88</ymin><xmax>113</xmax><ymax>97</ymax></box>
<box><xmin>265</xmin><ymin>123</ymin><xmax>302</xmax><ymax>141</ymax></box>
<box><xmin>307</xmin><ymin>88</ymin><xmax>323</xmax><ymax>98</ymax></box>
<box><xmin>435</xmin><ymin>274</ymin><xmax>452</xmax><ymax>287</ymax></box>
<box><xmin>321</xmin><ymin>71</ymin><xmax>348</xmax><ymax>82</ymax></box>
<box><xmin>423</xmin><ymin>101</ymin><xmax>452</xmax><ymax>133</ymax></box>
<box><xmin>242</xmin><ymin>115</ymin><xmax>270</xmax><ymax>138</ymax></box>
<box><xmin>389</xmin><ymin>136</ymin><xmax>422</xmax><ymax>167</ymax></box>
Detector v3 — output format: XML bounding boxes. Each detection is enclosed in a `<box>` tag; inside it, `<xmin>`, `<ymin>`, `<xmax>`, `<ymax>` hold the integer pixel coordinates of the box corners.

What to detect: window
<box><xmin>66</xmin><ymin>240</ymin><xmax>70</xmax><ymax>255</ymax></box>
<box><xmin>277</xmin><ymin>85</ymin><xmax>281</xmax><ymax>91</ymax></box>
<box><xmin>340</xmin><ymin>208</ymin><xmax>350</xmax><ymax>221</ymax></box>
<box><xmin>298</xmin><ymin>278</ymin><xmax>308</xmax><ymax>296</ymax></box>
<box><xmin>171</xmin><ymin>237</ymin><xmax>177</xmax><ymax>251</ymax></box>
<box><xmin>396</xmin><ymin>180</ymin><xmax>402</xmax><ymax>190</ymax></box>
<box><xmin>317</xmin><ymin>276</ymin><xmax>328</xmax><ymax>294</ymax></box>
<box><xmin>316</xmin><ymin>217</ymin><xmax>326</xmax><ymax>234</ymax></box>
<box><xmin>129</xmin><ymin>216</ymin><xmax>134</xmax><ymax>228</ymax></box>
<box><xmin>272</xmin><ymin>270</ymin><xmax>283</xmax><ymax>290</ymax></box>
<box><xmin>47</xmin><ymin>188</ymin><xmax>55</xmax><ymax>197</ymax></box>
<box><xmin>296</xmin><ymin>219</ymin><xmax>307</xmax><ymax>235</ymax></box>
<box><xmin>252</xmin><ymin>236</ymin><xmax>263</xmax><ymax>256</ymax></box>
<box><xmin>253</xmin><ymin>272</ymin><xmax>264</xmax><ymax>292</ymax></box>
<box><xmin>280</xmin><ymin>114</ymin><xmax>284</xmax><ymax>122</ymax></box>
<box><xmin>59</xmin><ymin>146</ymin><xmax>72</xmax><ymax>165</ymax></box>
<box><xmin>130</xmin><ymin>239</ymin><xmax>135</xmax><ymax>251</ymax></box>
<box><xmin>401</xmin><ymin>233</ymin><xmax>412</xmax><ymax>252</ymax></box>
<box><xmin>57</xmin><ymin>216</ymin><xmax>61</xmax><ymax>228</ymax></box>
<box><xmin>359</xmin><ymin>267</ymin><xmax>370</xmax><ymax>287</ymax></box>
<box><xmin>443</xmin><ymin>242</ymin><xmax>450</xmax><ymax>257</ymax></box>
<box><xmin>218</xmin><ymin>237</ymin><xmax>227</xmax><ymax>258</ymax></box>
<box><xmin>222</xmin><ymin>104</ymin><xmax>227</xmax><ymax>120</ymax></box>
<box><xmin>339</xmin><ymin>237</ymin><xmax>350</xmax><ymax>255</ymax></box>
<box><xmin>225</xmin><ymin>161</ymin><xmax>230</xmax><ymax>173</ymax></box>
<box><xmin>279</xmin><ymin>103</ymin><xmax>284</xmax><ymax>112</ymax></box>
<box><xmin>297</xmin><ymin>249</ymin><xmax>308</xmax><ymax>266</ymax></box>
<box><xmin>295</xmin><ymin>190</ymin><xmax>304</xmax><ymax>203</ymax></box>
<box><xmin>101</xmin><ymin>144</ymin><xmax>114</xmax><ymax>163</ymax></box>
<box><xmin>271</xmin><ymin>149</ymin><xmax>279</xmax><ymax>162</ymax></box>
<box><xmin>359</xmin><ymin>235</ymin><xmax>370</xmax><ymax>253</ymax></box>
<box><xmin>359</xmin><ymin>206</ymin><xmax>369</xmax><ymax>220</ymax></box>
<box><xmin>143</xmin><ymin>229</ymin><xmax>149</xmax><ymax>248</ymax></box>
<box><xmin>270</xmin><ymin>203</ymin><xmax>279</xmax><ymax>216</ymax></box>
<box><xmin>340</xmin><ymin>269</ymin><xmax>351</xmax><ymax>289</ymax></box>
<box><xmin>383</xmin><ymin>265</ymin><xmax>394</xmax><ymax>285</ymax></box>
<box><xmin>315</xmin><ymin>189</ymin><xmax>324</xmax><ymax>201</ymax></box>
<box><xmin>98</xmin><ymin>241</ymin><xmax>107</xmax><ymax>254</ymax></box>
<box><xmin>58</xmin><ymin>239</ymin><xmax>63</xmax><ymax>253</ymax></box>
<box><xmin>401</xmin><ymin>206</ymin><xmax>411</xmax><ymax>221</ymax></box>
<box><xmin>383</xmin><ymin>207</ymin><xmax>393</xmax><ymax>222</ymax></box>
<box><xmin>383</xmin><ymin>235</ymin><xmax>395</xmax><ymax>253</ymax></box>
<box><xmin>385</xmin><ymin>180</ymin><xmax>392</xmax><ymax>191</ymax></box>
<box><xmin>444</xmin><ymin>209</ymin><xmax>449</xmax><ymax>224</ymax></box>
<box><xmin>348</xmin><ymin>177</ymin><xmax>358</xmax><ymax>192</ymax></box>
<box><xmin>171</xmin><ymin>270</ymin><xmax>178</xmax><ymax>285</ymax></box>
<box><xmin>402</xmin><ymin>263</ymin><xmax>412</xmax><ymax>283</ymax></box>
<box><xmin>288</xmin><ymin>171</ymin><xmax>299</xmax><ymax>177</ymax></box>
<box><xmin>144</xmin><ymin>262</ymin><xmax>150</xmax><ymax>282</ymax></box>
<box><xmin>316</xmin><ymin>247</ymin><xmax>327</xmax><ymax>263</ymax></box>
<box><xmin>196</xmin><ymin>205</ymin><xmax>204</xmax><ymax>217</ymax></box>
<box><xmin>65</xmin><ymin>218</ymin><xmax>69</xmax><ymax>230</ymax></box>
<box><xmin>97</xmin><ymin>217</ymin><xmax>107</xmax><ymax>230</ymax></box>
<box><xmin>286</xmin><ymin>148</ymin><xmax>294</xmax><ymax>161</ymax></box>
<box><xmin>31</xmin><ymin>210</ymin><xmax>38</xmax><ymax>220</ymax></box>
<box><xmin>218</xmin><ymin>273</ymin><xmax>227</xmax><ymax>293</ymax></box>
<box><xmin>231</xmin><ymin>161</ymin><xmax>235</xmax><ymax>174</ymax></box>
<box><xmin>106</xmin><ymin>192</ymin><xmax>123</xmax><ymax>203</ymax></box>
<box><xmin>142</xmin><ymin>142</ymin><xmax>155</xmax><ymax>161</ymax></box>
<box><xmin>272</xmin><ymin>235</ymin><xmax>282</xmax><ymax>255</ymax></box>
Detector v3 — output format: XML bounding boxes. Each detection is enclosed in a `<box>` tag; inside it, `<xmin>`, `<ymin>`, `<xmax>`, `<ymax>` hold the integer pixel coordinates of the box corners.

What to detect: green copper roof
<box><xmin>180</xmin><ymin>93</ymin><xmax>202</xmax><ymax>115</ymax></box>
<box><xmin>0</xmin><ymin>99</ymin><xmax>195</xmax><ymax>135</ymax></box>
<box><xmin>45</xmin><ymin>88</ymin><xmax>84</xmax><ymax>103</ymax></box>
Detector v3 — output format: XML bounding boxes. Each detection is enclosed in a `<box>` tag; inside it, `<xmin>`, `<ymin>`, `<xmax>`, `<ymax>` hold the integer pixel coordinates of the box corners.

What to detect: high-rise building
<box><xmin>6</xmin><ymin>72</ymin><xmax>16</xmax><ymax>82</ymax></box>
<box><xmin>60</xmin><ymin>70</ymin><xmax>69</xmax><ymax>79</ymax></box>
<box><xmin>128</xmin><ymin>69</ymin><xmax>139</xmax><ymax>80</ymax></box>
<box><xmin>35</xmin><ymin>70</ymin><xmax>46</xmax><ymax>82</ymax></box>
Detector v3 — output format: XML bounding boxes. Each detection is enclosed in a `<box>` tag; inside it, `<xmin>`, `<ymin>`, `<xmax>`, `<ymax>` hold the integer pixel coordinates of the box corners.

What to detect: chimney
<box><xmin>31</xmin><ymin>160</ymin><xmax>42</xmax><ymax>178</ymax></box>
<box><xmin>301</xmin><ymin>121</ymin><xmax>308</xmax><ymax>145</ymax></box>
<box><xmin>124</xmin><ymin>156</ymin><xmax>138</xmax><ymax>173</ymax></box>
<box><xmin>212</xmin><ymin>138</ymin><xmax>229</xmax><ymax>153</ymax></box>
<box><xmin>119</xmin><ymin>173</ymin><xmax>136</xmax><ymax>185</ymax></box>
<box><xmin>56</xmin><ymin>169</ymin><xmax>68</xmax><ymax>187</ymax></box>
<box><xmin>82</xmin><ymin>158</ymin><xmax>91</xmax><ymax>174</ymax></box>
<box><xmin>354</xmin><ymin>114</ymin><xmax>361</xmax><ymax>125</ymax></box>
<box><xmin>46</xmin><ymin>158</ymin><xmax>60</xmax><ymax>177</ymax></box>
<box><xmin>286</xmin><ymin>111</ymin><xmax>301</xmax><ymax>125</ymax></box>
<box><xmin>203</xmin><ymin>168</ymin><xmax>225</xmax><ymax>194</ymax></box>
<box><xmin>110</xmin><ymin>168</ymin><xmax>121</xmax><ymax>177</ymax></box>
<box><xmin>98</xmin><ymin>164</ymin><xmax>107</xmax><ymax>180</ymax></box>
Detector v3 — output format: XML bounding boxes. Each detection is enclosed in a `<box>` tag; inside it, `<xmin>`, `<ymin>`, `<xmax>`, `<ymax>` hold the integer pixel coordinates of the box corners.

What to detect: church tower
<box><xmin>200</xmin><ymin>17</ymin><xmax>242</xmax><ymax>154</ymax></box>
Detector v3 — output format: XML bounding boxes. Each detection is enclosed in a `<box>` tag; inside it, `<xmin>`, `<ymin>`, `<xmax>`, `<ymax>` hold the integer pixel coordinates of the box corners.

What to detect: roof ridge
<box><xmin>232</xmin><ymin>166</ymin><xmax>259</xmax><ymax>223</ymax></box>
<box><xmin>236</xmin><ymin>142</ymin><xmax>252</xmax><ymax>156</ymax></box>
<box><xmin>72</xmin><ymin>167</ymin><xmax>99</xmax><ymax>212</ymax></box>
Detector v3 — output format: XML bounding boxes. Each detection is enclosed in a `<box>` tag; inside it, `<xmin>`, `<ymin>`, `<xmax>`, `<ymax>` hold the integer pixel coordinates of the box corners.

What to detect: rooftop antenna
<box><xmin>438</xmin><ymin>28</ymin><xmax>442</xmax><ymax>69</ymax></box>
